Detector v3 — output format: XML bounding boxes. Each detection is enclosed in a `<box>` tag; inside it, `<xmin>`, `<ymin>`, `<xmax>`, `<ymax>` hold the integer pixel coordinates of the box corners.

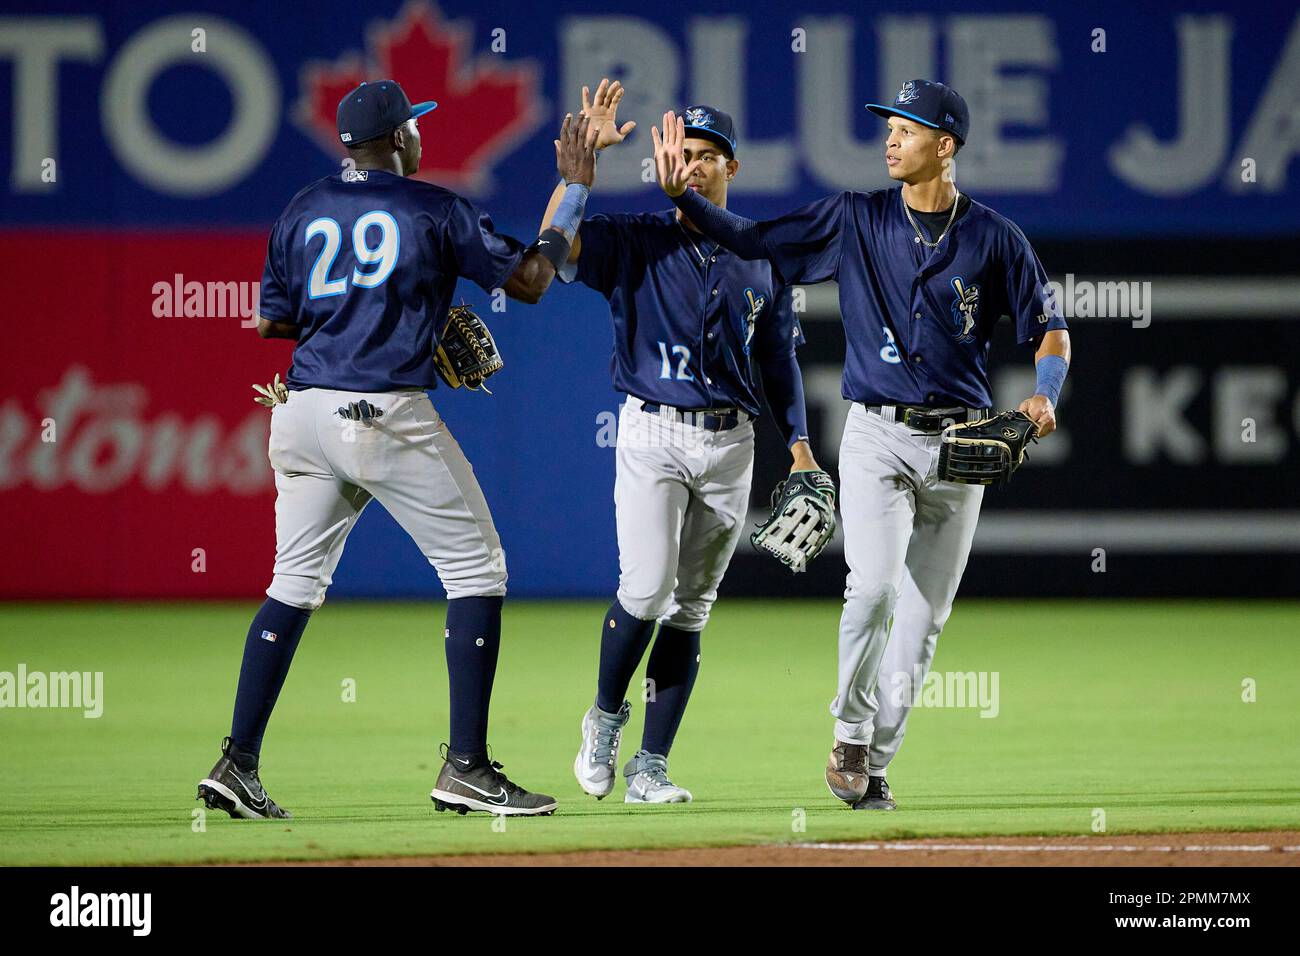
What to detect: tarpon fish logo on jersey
<box><xmin>684</xmin><ymin>107</ymin><xmax>714</xmax><ymax>128</ymax></box>
<box><xmin>949</xmin><ymin>276</ymin><xmax>979</xmax><ymax>343</ymax></box>
<box><xmin>895</xmin><ymin>81</ymin><xmax>921</xmax><ymax>105</ymax></box>
<box><xmin>742</xmin><ymin>287</ymin><xmax>766</xmax><ymax>354</ymax></box>
<box><xmin>295</xmin><ymin>1</ymin><xmax>543</xmax><ymax>193</ymax></box>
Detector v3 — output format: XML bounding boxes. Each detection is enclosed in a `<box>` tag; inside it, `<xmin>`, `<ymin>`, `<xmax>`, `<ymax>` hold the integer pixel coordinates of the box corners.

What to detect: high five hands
<box><xmin>651</xmin><ymin>111</ymin><xmax>702</xmax><ymax>198</ymax></box>
<box><xmin>581</xmin><ymin>78</ymin><xmax>636</xmax><ymax>150</ymax></box>
<box><xmin>555</xmin><ymin>112</ymin><xmax>599</xmax><ymax>187</ymax></box>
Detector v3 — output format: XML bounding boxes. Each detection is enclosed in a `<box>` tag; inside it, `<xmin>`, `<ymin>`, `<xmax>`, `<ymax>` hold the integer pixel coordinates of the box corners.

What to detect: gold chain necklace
<box><xmin>903</xmin><ymin>188</ymin><xmax>961</xmax><ymax>248</ymax></box>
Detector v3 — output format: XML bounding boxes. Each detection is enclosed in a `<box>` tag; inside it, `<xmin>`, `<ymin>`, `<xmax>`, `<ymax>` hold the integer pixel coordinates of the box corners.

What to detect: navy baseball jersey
<box><xmin>565</xmin><ymin>210</ymin><xmax>804</xmax><ymax>420</ymax></box>
<box><xmin>757</xmin><ymin>187</ymin><xmax>1067</xmax><ymax>408</ymax></box>
<box><xmin>258</xmin><ymin>169</ymin><xmax>525</xmax><ymax>392</ymax></box>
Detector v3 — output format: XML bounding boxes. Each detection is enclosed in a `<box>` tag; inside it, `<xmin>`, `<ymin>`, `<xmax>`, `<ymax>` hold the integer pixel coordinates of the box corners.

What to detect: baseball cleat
<box><xmin>622</xmin><ymin>750</ymin><xmax>692</xmax><ymax>804</ymax></box>
<box><xmin>574</xmin><ymin>700</ymin><xmax>631</xmax><ymax>799</ymax></box>
<box><xmin>431</xmin><ymin>744</ymin><xmax>558</xmax><ymax>816</ymax></box>
<box><xmin>825</xmin><ymin>740</ymin><xmax>870</xmax><ymax>804</ymax></box>
<box><xmin>196</xmin><ymin>737</ymin><xmax>291</xmax><ymax>820</ymax></box>
<box><xmin>852</xmin><ymin>775</ymin><xmax>897</xmax><ymax>811</ymax></box>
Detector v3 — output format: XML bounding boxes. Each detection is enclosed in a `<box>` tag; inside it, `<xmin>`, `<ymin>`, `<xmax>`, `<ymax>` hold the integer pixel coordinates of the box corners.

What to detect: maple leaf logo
<box><xmin>295</xmin><ymin>0</ymin><xmax>543</xmax><ymax>193</ymax></box>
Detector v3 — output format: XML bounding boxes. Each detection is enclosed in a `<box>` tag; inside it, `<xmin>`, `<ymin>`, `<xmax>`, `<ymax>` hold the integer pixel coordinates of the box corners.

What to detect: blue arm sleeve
<box><xmin>671</xmin><ymin>188</ymin><xmax>768</xmax><ymax>259</ymax></box>
<box><xmin>673</xmin><ymin>188</ymin><xmax>848</xmax><ymax>285</ymax></box>
<box><xmin>754</xmin><ymin>287</ymin><xmax>811</xmax><ymax>448</ymax></box>
<box><xmin>1034</xmin><ymin>353</ymin><xmax>1069</xmax><ymax>406</ymax></box>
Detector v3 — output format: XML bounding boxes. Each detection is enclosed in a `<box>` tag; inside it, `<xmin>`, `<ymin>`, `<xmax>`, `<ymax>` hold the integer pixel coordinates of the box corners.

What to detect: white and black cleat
<box><xmin>197</xmin><ymin>737</ymin><xmax>292</xmax><ymax>820</ymax></box>
<box><xmin>430</xmin><ymin>744</ymin><xmax>558</xmax><ymax>816</ymax></box>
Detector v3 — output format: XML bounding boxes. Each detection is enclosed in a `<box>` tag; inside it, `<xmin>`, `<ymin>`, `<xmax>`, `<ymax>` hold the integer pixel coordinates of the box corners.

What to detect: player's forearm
<box><xmin>1033</xmin><ymin>329</ymin><xmax>1071</xmax><ymax>404</ymax></box>
<box><xmin>540</xmin><ymin>180</ymin><xmax>568</xmax><ymax>234</ymax></box>
<box><xmin>671</xmin><ymin>188</ymin><xmax>768</xmax><ymax>260</ymax></box>
<box><xmin>502</xmin><ymin>251</ymin><xmax>557</xmax><ymax>304</ymax></box>
<box><xmin>536</xmin><ymin>179</ymin><xmax>589</xmax><ymax>272</ymax></box>
<box><xmin>758</xmin><ymin>348</ymin><xmax>813</xmax><ymax>454</ymax></box>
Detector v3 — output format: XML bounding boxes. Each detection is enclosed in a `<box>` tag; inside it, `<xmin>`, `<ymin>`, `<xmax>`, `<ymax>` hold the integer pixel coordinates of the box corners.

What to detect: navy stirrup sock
<box><xmin>641</xmin><ymin>625</ymin><xmax>702</xmax><ymax>757</ymax></box>
<box><xmin>445</xmin><ymin>596</ymin><xmax>503</xmax><ymax>756</ymax></box>
<box><xmin>230</xmin><ymin>598</ymin><xmax>312</xmax><ymax>760</ymax></box>
<box><xmin>596</xmin><ymin>599</ymin><xmax>658</xmax><ymax>714</ymax></box>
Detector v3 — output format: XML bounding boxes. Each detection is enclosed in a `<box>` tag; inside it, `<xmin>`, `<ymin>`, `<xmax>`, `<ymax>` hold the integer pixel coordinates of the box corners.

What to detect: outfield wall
<box><xmin>3</xmin><ymin>0</ymin><xmax>1298</xmax><ymax>598</ymax></box>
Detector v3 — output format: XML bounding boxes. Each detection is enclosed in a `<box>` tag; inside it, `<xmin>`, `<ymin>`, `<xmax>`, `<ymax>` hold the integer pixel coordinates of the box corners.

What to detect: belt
<box><xmin>636</xmin><ymin>399</ymin><xmax>749</xmax><ymax>432</ymax></box>
<box><xmin>863</xmin><ymin>403</ymin><xmax>990</xmax><ymax>433</ymax></box>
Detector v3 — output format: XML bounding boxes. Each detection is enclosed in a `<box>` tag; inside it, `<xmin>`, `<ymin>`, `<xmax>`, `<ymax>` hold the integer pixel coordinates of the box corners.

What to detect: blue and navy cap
<box><xmin>681</xmin><ymin>105</ymin><xmax>737</xmax><ymax>159</ymax></box>
<box><xmin>337</xmin><ymin>80</ymin><xmax>437</xmax><ymax>146</ymax></box>
<box><xmin>866</xmin><ymin>80</ymin><xmax>969</xmax><ymax>145</ymax></box>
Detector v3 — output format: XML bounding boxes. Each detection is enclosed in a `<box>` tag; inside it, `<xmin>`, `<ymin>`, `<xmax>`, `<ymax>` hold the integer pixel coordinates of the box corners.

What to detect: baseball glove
<box><xmin>751</xmin><ymin>470</ymin><xmax>837</xmax><ymax>573</ymax></box>
<box><xmin>936</xmin><ymin>410</ymin><xmax>1040</xmax><ymax>485</ymax></box>
<box><xmin>435</xmin><ymin>304</ymin><xmax>503</xmax><ymax>392</ymax></box>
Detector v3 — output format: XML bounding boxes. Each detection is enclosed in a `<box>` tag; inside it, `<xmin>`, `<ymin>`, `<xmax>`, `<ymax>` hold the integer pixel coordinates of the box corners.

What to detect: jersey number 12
<box><xmin>657</xmin><ymin>342</ymin><xmax>695</xmax><ymax>381</ymax></box>
<box><xmin>306</xmin><ymin>211</ymin><xmax>399</xmax><ymax>298</ymax></box>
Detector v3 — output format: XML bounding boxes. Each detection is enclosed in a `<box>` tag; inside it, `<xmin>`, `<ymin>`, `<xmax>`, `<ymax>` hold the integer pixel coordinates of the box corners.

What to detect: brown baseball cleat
<box><xmin>825</xmin><ymin>740</ymin><xmax>869</xmax><ymax>804</ymax></box>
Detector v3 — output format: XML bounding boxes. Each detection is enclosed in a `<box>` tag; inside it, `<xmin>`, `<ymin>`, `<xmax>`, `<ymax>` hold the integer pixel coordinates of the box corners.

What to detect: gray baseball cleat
<box><xmin>826</xmin><ymin>740</ymin><xmax>870</xmax><ymax>804</ymax></box>
<box><xmin>197</xmin><ymin>737</ymin><xmax>291</xmax><ymax>820</ymax></box>
<box><xmin>574</xmin><ymin>700</ymin><xmax>631</xmax><ymax>799</ymax></box>
<box><xmin>623</xmin><ymin>750</ymin><xmax>692</xmax><ymax>804</ymax></box>
<box><xmin>431</xmin><ymin>745</ymin><xmax>557</xmax><ymax>816</ymax></box>
<box><xmin>852</xmin><ymin>775</ymin><xmax>897</xmax><ymax>811</ymax></box>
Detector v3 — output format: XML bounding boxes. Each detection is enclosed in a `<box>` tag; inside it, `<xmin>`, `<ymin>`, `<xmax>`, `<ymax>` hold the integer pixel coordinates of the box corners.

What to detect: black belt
<box><xmin>863</xmin><ymin>403</ymin><xmax>990</xmax><ymax>433</ymax></box>
<box><xmin>638</xmin><ymin>400</ymin><xmax>747</xmax><ymax>432</ymax></box>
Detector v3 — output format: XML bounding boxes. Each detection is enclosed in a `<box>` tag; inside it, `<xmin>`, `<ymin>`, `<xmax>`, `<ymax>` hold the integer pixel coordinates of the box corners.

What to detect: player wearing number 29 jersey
<box><xmin>197</xmin><ymin>80</ymin><xmax>599</xmax><ymax>820</ymax></box>
<box><xmin>259</xmin><ymin>172</ymin><xmax>524</xmax><ymax>393</ymax></box>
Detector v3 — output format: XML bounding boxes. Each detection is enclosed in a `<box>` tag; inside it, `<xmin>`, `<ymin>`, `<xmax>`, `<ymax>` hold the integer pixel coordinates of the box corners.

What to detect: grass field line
<box><xmin>792</xmin><ymin>842</ymin><xmax>1300</xmax><ymax>853</ymax></box>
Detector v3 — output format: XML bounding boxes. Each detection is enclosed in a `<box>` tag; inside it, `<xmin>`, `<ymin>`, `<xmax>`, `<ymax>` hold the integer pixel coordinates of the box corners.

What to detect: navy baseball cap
<box><xmin>866</xmin><ymin>80</ymin><xmax>969</xmax><ymax>145</ymax></box>
<box><xmin>681</xmin><ymin>105</ymin><xmax>737</xmax><ymax>158</ymax></box>
<box><xmin>337</xmin><ymin>80</ymin><xmax>437</xmax><ymax>146</ymax></box>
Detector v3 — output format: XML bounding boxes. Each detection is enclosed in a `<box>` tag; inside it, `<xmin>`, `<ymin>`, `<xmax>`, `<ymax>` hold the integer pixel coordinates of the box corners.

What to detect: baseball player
<box><xmin>653</xmin><ymin>80</ymin><xmax>1072</xmax><ymax>809</ymax></box>
<box><xmin>197</xmin><ymin>80</ymin><xmax>598</xmax><ymax>818</ymax></box>
<box><xmin>552</xmin><ymin>81</ymin><xmax>819</xmax><ymax>803</ymax></box>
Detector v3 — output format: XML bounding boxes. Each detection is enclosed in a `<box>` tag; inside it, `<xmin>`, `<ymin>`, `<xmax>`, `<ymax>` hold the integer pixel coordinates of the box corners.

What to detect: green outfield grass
<box><xmin>1</xmin><ymin>600</ymin><xmax>1298</xmax><ymax>865</ymax></box>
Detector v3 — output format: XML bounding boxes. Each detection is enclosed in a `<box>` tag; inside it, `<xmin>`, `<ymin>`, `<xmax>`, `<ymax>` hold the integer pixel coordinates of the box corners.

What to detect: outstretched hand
<box><xmin>554</xmin><ymin>112</ymin><xmax>599</xmax><ymax>187</ymax></box>
<box><xmin>651</xmin><ymin>111</ymin><xmax>703</xmax><ymax>198</ymax></box>
<box><xmin>581</xmin><ymin>78</ymin><xmax>636</xmax><ymax>150</ymax></box>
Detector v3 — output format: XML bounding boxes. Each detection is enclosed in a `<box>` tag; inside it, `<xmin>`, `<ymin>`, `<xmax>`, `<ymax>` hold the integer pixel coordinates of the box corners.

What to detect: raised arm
<box><xmin>502</xmin><ymin>112</ymin><xmax>598</xmax><ymax>303</ymax></box>
<box><xmin>537</xmin><ymin>78</ymin><xmax>637</xmax><ymax>269</ymax></box>
<box><xmin>653</xmin><ymin>111</ymin><xmax>847</xmax><ymax>284</ymax></box>
<box><xmin>652</xmin><ymin>111</ymin><xmax>768</xmax><ymax>260</ymax></box>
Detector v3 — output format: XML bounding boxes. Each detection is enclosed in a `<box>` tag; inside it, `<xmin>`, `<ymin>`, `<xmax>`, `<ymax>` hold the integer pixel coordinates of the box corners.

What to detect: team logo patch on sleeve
<box><xmin>949</xmin><ymin>276</ymin><xmax>980</xmax><ymax>343</ymax></box>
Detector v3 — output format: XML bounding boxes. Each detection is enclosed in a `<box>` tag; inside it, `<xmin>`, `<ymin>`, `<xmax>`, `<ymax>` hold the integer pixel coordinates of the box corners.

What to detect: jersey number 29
<box><xmin>306</xmin><ymin>211</ymin><xmax>399</xmax><ymax>298</ymax></box>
